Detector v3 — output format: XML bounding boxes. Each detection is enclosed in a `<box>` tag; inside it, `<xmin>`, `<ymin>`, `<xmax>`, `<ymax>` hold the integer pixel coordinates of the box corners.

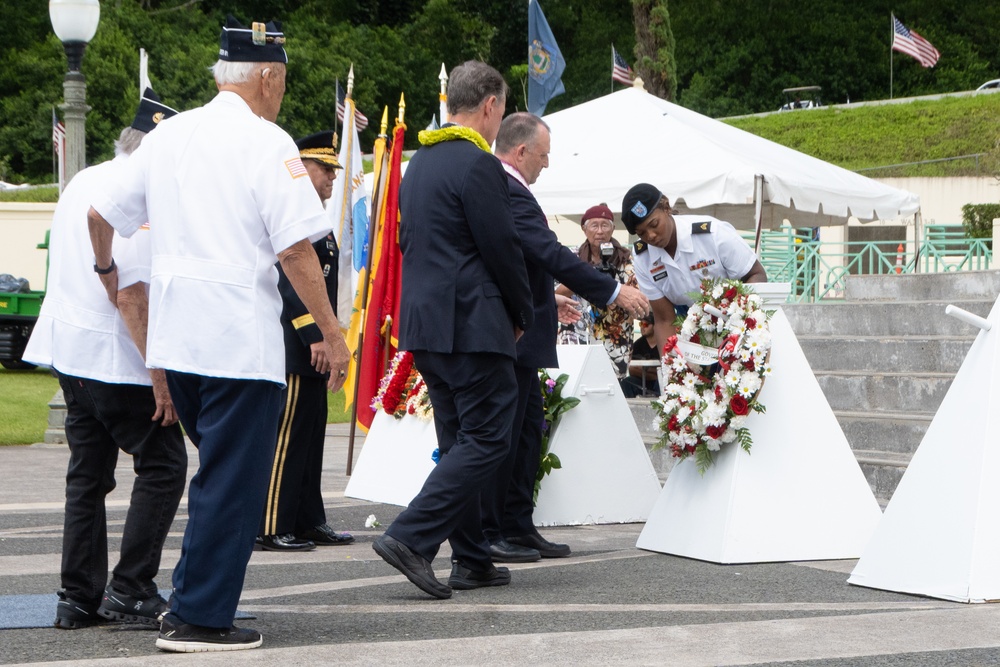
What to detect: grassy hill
<box><xmin>725</xmin><ymin>93</ymin><xmax>1000</xmax><ymax>177</ymax></box>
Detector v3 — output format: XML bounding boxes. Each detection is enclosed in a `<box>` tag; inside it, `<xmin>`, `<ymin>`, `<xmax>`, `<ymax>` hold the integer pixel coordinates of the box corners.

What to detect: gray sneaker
<box><xmin>97</xmin><ymin>585</ymin><xmax>168</xmax><ymax>627</ymax></box>
<box><xmin>156</xmin><ymin>615</ymin><xmax>263</xmax><ymax>652</ymax></box>
<box><xmin>54</xmin><ymin>592</ymin><xmax>101</xmax><ymax>630</ymax></box>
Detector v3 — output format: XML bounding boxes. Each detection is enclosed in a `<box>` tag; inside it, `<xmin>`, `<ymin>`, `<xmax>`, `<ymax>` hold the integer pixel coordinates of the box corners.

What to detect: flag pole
<box><xmin>889</xmin><ymin>14</ymin><xmax>894</xmax><ymax>100</ymax></box>
<box><xmin>346</xmin><ymin>106</ymin><xmax>390</xmax><ymax>475</ymax></box>
<box><xmin>611</xmin><ymin>45</ymin><xmax>614</xmax><ymax>94</ymax></box>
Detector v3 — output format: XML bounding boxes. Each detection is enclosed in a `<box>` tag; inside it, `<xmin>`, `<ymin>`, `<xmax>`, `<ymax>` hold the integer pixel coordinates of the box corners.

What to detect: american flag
<box><xmin>52</xmin><ymin>108</ymin><xmax>66</xmax><ymax>192</ymax></box>
<box><xmin>336</xmin><ymin>80</ymin><xmax>369</xmax><ymax>131</ymax></box>
<box><xmin>892</xmin><ymin>15</ymin><xmax>940</xmax><ymax>68</ymax></box>
<box><xmin>612</xmin><ymin>46</ymin><xmax>634</xmax><ymax>85</ymax></box>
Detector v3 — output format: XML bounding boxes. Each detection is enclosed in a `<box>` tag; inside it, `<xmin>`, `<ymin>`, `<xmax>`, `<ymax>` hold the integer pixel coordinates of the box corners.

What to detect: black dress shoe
<box><xmin>299</xmin><ymin>524</ymin><xmax>355</xmax><ymax>546</ymax></box>
<box><xmin>448</xmin><ymin>561</ymin><xmax>511</xmax><ymax>590</ymax></box>
<box><xmin>508</xmin><ymin>532</ymin><xmax>571</xmax><ymax>558</ymax></box>
<box><xmin>257</xmin><ymin>534</ymin><xmax>316</xmax><ymax>552</ymax></box>
<box><xmin>372</xmin><ymin>534</ymin><xmax>452</xmax><ymax>599</ymax></box>
<box><xmin>489</xmin><ymin>538</ymin><xmax>541</xmax><ymax>563</ymax></box>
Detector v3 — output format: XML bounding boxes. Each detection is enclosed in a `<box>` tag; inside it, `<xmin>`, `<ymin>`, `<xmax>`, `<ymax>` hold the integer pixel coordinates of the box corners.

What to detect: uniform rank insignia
<box><xmin>284</xmin><ymin>157</ymin><xmax>308</xmax><ymax>179</ymax></box>
<box><xmin>692</xmin><ymin>221</ymin><xmax>712</xmax><ymax>234</ymax></box>
<box><xmin>634</xmin><ymin>240</ymin><xmax>648</xmax><ymax>255</ymax></box>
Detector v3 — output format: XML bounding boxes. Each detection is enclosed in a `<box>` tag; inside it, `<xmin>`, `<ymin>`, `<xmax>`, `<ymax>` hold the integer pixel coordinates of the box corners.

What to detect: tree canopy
<box><xmin>2</xmin><ymin>0</ymin><xmax>998</xmax><ymax>183</ymax></box>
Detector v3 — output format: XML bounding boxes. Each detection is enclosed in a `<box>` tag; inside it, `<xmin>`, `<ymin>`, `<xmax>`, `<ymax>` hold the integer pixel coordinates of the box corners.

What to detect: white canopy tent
<box><xmin>533</xmin><ymin>86</ymin><xmax>921</xmax><ymax>230</ymax></box>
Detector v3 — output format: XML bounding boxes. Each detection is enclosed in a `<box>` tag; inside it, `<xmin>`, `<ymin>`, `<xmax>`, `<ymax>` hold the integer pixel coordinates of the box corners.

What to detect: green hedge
<box><xmin>0</xmin><ymin>186</ymin><xmax>58</xmax><ymax>203</ymax></box>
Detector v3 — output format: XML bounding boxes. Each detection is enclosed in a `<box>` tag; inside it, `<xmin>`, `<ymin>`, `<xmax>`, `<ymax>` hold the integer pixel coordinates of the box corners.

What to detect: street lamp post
<box><xmin>49</xmin><ymin>0</ymin><xmax>100</xmax><ymax>185</ymax></box>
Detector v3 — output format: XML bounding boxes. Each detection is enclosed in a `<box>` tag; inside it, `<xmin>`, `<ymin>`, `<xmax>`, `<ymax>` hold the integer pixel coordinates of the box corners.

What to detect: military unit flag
<box><xmin>527</xmin><ymin>0</ymin><xmax>565</xmax><ymax>116</ymax></box>
<box><xmin>612</xmin><ymin>46</ymin><xmax>634</xmax><ymax>85</ymax></box>
<box><xmin>891</xmin><ymin>15</ymin><xmax>940</xmax><ymax>68</ymax></box>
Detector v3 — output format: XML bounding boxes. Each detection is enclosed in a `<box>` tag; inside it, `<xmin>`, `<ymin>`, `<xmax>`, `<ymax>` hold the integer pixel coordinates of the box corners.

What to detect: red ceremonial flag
<box><xmin>892</xmin><ymin>15</ymin><xmax>940</xmax><ymax>68</ymax></box>
<box><xmin>353</xmin><ymin>120</ymin><xmax>405</xmax><ymax>431</ymax></box>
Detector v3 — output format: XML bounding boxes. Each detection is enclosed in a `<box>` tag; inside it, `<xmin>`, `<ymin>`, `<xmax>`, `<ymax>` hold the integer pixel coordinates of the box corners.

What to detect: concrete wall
<box><xmin>0</xmin><ymin>203</ymin><xmax>55</xmax><ymax>290</ymax></box>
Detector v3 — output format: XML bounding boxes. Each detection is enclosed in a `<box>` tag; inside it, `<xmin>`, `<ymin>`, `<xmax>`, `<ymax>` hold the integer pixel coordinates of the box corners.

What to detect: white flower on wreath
<box><xmin>705</xmin><ymin>438</ymin><xmax>721</xmax><ymax>452</ymax></box>
<box><xmin>682</xmin><ymin>372</ymin><xmax>699</xmax><ymax>389</ymax></box>
<box><xmin>738</xmin><ymin>348</ymin><xmax>753</xmax><ymax>362</ymax></box>
<box><xmin>721</xmin><ymin>427</ymin><xmax>738</xmax><ymax>443</ymax></box>
<box><xmin>747</xmin><ymin>328</ymin><xmax>771</xmax><ymax>348</ymax></box>
<box><xmin>729</xmin><ymin>415</ymin><xmax>746</xmax><ymax>430</ymax></box>
<box><xmin>676</xmin><ymin>405</ymin><xmax>692</xmax><ymax>422</ymax></box>
<box><xmin>704</xmin><ymin>400</ymin><xmax>727</xmax><ymax>423</ymax></box>
<box><xmin>680</xmin><ymin>319</ymin><xmax>697</xmax><ymax>338</ymax></box>
<box><xmin>670</xmin><ymin>356</ymin><xmax>688</xmax><ymax>372</ymax></box>
<box><xmin>711</xmin><ymin>284</ymin><xmax>724</xmax><ymax>299</ymax></box>
<box><xmin>724</xmin><ymin>368</ymin><xmax>742</xmax><ymax>387</ymax></box>
<box><xmin>739</xmin><ymin>372</ymin><xmax>761</xmax><ymax>397</ymax></box>
<box><xmin>747</xmin><ymin>293</ymin><xmax>762</xmax><ymax>307</ymax></box>
<box><xmin>762</xmin><ymin>364</ymin><xmax>773</xmax><ymax>377</ymax></box>
<box><xmin>690</xmin><ymin>414</ymin><xmax>704</xmax><ymax>432</ymax></box>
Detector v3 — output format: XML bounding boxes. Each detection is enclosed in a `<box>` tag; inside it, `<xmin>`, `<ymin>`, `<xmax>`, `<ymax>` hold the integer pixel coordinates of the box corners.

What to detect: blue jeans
<box><xmin>58</xmin><ymin>372</ymin><xmax>187</xmax><ymax>606</ymax></box>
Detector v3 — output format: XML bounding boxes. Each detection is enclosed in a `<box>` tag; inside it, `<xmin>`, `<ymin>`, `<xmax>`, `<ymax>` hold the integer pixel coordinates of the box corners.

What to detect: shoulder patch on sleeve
<box><xmin>692</xmin><ymin>220</ymin><xmax>712</xmax><ymax>234</ymax></box>
<box><xmin>284</xmin><ymin>157</ymin><xmax>308</xmax><ymax>179</ymax></box>
<box><xmin>634</xmin><ymin>240</ymin><xmax>648</xmax><ymax>255</ymax></box>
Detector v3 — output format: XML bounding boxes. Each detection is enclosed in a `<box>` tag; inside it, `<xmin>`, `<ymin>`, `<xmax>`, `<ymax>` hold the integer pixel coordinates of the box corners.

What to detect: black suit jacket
<box><xmin>277</xmin><ymin>232</ymin><xmax>338</xmax><ymax>378</ymax></box>
<box><xmin>507</xmin><ymin>174</ymin><xmax>618</xmax><ymax>369</ymax></box>
<box><xmin>399</xmin><ymin>138</ymin><xmax>533</xmax><ymax>359</ymax></box>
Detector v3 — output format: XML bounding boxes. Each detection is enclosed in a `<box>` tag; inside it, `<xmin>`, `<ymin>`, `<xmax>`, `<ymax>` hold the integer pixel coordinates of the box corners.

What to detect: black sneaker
<box><xmin>447</xmin><ymin>561</ymin><xmax>511</xmax><ymax>590</ymax></box>
<box><xmin>156</xmin><ymin>614</ymin><xmax>263</xmax><ymax>652</ymax></box>
<box><xmin>54</xmin><ymin>592</ymin><xmax>101</xmax><ymax>629</ymax></box>
<box><xmin>97</xmin><ymin>585</ymin><xmax>168</xmax><ymax>626</ymax></box>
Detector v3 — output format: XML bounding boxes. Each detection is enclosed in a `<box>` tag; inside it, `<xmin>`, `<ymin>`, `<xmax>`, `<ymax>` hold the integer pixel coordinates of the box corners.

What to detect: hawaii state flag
<box><xmin>343</xmin><ymin>118</ymin><xmax>405</xmax><ymax>432</ymax></box>
<box><xmin>328</xmin><ymin>90</ymin><xmax>370</xmax><ymax>329</ymax></box>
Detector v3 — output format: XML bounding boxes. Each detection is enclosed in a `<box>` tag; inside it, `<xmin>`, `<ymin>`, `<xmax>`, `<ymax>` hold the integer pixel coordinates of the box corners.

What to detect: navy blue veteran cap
<box><xmin>219</xmin><ymin>15</ymin><xmax>287</xmax><ymax>63</ymax></box>
<box><xmin>131</xmin><ymin>88</ymin><xmax>178</xmax><ymax>133</ymax></box>
<box><xmin>621</xmin><ymin>183</ymin><xmax>664</xmax><ymax>234</ymax></box>
<box><xmin>295</xmin><ymin>131</ymin><xmax>343</xmax><ymax>169</ymax></box>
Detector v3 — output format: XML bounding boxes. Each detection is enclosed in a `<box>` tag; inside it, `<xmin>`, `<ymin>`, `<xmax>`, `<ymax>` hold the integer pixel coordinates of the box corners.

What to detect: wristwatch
<box><xmin>93</xmin><ymin>258</ymin><xmax>116</xmax><ymax>274</ymax></box>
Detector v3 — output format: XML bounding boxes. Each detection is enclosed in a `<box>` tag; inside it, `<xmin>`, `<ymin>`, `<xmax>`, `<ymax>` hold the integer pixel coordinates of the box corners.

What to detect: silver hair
<box><xmin>495</xmin><ymin>112</ymin><xmax>549</xmax><ymax>155</ymax></box>
<box><xmin>210</xmin><ymin>59</ymin><xmax>274</xmax><ymax>86</ymax></box>
<box><xmin>447</xmin><ymin>61</ymin><xmax>509</xmax><ymax>116</ymax></box>
<box><xmin>114</xmin><ymin>127</ymin><xmax>147</xmax><ymax>157</ymax></box>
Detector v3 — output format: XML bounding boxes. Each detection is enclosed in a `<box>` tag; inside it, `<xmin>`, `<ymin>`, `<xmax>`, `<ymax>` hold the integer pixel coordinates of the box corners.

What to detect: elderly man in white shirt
<box><xmin>25</xmin><ymin>89</ymin><xmax>186</xmax><ymax>633</ymax></box>
<box><xmin>87</xmin><ymin>16</ymin><xmax>349</xmax><ymax>653</ymax></box>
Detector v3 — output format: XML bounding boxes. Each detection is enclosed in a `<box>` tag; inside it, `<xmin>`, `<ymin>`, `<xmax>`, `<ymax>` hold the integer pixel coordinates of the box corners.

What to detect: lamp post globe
<box><xmin>49</xmin><ymin>0</ymin><xmax>100</xmax><ymax>186</ymax></box>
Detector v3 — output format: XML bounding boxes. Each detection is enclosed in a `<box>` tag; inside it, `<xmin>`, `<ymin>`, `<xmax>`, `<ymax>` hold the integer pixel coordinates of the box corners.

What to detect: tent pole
<box><xmin>753</xmin><ymin>174</ymin><xmax>765</xmax><ymax>256</ymax></box>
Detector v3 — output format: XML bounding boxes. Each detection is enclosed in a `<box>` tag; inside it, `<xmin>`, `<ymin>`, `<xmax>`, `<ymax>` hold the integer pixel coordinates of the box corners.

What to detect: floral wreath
<box><xmin>653</xmin><ymin>278</ymin><xmax>774</xmax><ymax>473</ymax></box>
<box><xmin>372</xmin><ymin>351</ymin><xmax>433</xmax><ymax>421</ymax></box>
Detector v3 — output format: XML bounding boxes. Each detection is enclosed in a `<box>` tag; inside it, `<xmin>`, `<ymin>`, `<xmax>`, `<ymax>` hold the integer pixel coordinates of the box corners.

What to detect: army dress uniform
<box><xmin>258</xmin><ymin>228</ymin><xmax>354</xmax><ymax>549</ymax></box>
<box><xmin>632</xmin><ymin>215</ymin><xmax>758</xmax><ymax>307</ymax></box>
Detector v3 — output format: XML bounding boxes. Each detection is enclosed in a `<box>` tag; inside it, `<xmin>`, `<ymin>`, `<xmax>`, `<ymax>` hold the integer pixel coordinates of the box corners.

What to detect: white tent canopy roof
<box><xmin>532</xmin><ymin>87</ymin><xmax>921</xmax><ymax>229</ymax></box>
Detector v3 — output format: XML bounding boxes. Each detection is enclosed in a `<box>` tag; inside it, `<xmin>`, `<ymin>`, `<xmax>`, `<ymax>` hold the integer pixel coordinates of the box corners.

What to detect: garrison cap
<box><xmin>621</xmin><ymin>183</ymin><xmax>664</xmax><ymax>234</ymax></box>
<box><xmin>219</xmin><ymin>15</ymin><xmax>287</xmax><ymax>64</ymax></box>
<box><xmin>295</xmin><ymin>131</ymin><xmax>342</xmax><ymax>169</ymax></box>
<box><xmin>131</xmin><ymin>88</ymin><xmax>178</xmax><ymax>133</ymax></box>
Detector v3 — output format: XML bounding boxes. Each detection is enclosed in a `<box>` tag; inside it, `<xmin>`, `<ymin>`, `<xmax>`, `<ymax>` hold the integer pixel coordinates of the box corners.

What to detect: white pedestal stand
<box><xmin>849</xmin><ymin>299</ymin><xmax>1000</xmax><ymax>602</ymax></box>
<box><xmin>345</xmin><ymin>345</ymin><xmax>662</xmax><ymax>526</ymax></box>
<box><xmin>637</xmin><ymin>283</ymin><xmax>882</xmax><ymax>563</ymax></box>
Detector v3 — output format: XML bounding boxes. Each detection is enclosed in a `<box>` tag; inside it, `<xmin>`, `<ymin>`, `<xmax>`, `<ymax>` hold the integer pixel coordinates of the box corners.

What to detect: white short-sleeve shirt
<box><xmin>633</xmin><ymin>215</ymin><xmax>758</xmax><ymax>306</ymax></box>
<box><xmin>24</xmin><ymin>156</ymin><xmax>153</xmax><ymax>385</ymax></box>
<box><xmin>92</xmin><ymin>91</ymin><xmax>330</xmax><ymax>384</ymax></box>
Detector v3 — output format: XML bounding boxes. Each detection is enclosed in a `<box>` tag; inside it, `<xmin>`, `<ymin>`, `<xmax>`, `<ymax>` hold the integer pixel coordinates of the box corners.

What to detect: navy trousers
<box><xmin>165</xmin><ymin>371</ymin><xmax>282</xmax><ymax>628</ymax></box>
<box><xmin>259</xmin><ymin>373</ymin><xmax>328</xmax><ymax>537</ymax></box>
<box><xmin>480</xmin><ymin>365</ymin><xmax>542</xmax><ymax>542</ymax></box>
<box><xmin>58</xmin><ymin>372</ymin><xmax>187</xmax><ymax>605</ymax></box>
<box><xmin>387</xmin><ymin>351</ymin><xmax>517</xmax><ymax>570</ymax></box>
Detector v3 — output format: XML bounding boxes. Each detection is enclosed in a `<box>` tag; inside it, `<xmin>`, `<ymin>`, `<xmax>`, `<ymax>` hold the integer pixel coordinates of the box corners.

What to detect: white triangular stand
<box><xmin>345</xmin><ymin>345</ymin><xmax>662</xmax><ymax>526</ymax></box>
<box><xmin>637</xmin><ymin>284</ymin><xmax>882</xmax><ymax>563</ymax></box>
<box><xmin>849</xmin><ymin>297</ymin><xmax>1000</xmax><ymax>602</ymax></box>
<box><xmin>533</xmin><ymin>345</ymin><xmax>662</xmax><ymax>525</ymax></box>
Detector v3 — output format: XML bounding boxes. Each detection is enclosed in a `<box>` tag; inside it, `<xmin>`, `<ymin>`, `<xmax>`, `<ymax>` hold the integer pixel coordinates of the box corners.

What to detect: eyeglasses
<box><xmin>584</xmin><ymin>220</ymin><xmax>614</xmax><ymax>231</ymax></box>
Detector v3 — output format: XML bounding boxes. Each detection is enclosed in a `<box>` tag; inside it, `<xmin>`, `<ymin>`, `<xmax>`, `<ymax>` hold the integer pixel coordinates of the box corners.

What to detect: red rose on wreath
<box><xmin>724</xmin><ymin>287</ymin><xmax>738</xmax><ymax>300</ymax></box>
<box><xmin>730</xmin><ymin>394</ymin><xmax>750</xmax><ymax>416</ymax></box>
<box><xmin>706</xmin><ymin>424</ymin><xmax>726</xmax><ymax>439</ymax></box>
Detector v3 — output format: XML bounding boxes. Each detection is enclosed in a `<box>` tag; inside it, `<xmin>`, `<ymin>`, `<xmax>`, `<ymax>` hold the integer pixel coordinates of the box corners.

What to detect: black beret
<box><xmin>131</xmin><ymin>88</ymin><xmax>178</xmax><ymax>134</ymax></box>
<box><xmin>219</xmin><ymin>15</ymin><xmax>287</xmax><ymax>64</ymax></box>
<box><xmin>621</xmin><ymin>183</ymin><xmax>663</xmax><ymax>234</ymax></box>
<box><xmin>295</xmin><ymin>131</ymin><xmax>342</xmax><ymax>169</ymax></box>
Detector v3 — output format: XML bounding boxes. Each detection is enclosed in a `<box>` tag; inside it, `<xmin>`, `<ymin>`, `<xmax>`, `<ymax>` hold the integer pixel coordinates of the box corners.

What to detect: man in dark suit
<box><xmin>372</xmin><ymin>61</ymin><xmax>533</xmax><ymax>598</ymax></box>
<box><xmin>486</xmin><ymin>113</ymin><xmax>651</xmax><ymax>560</ymax></box>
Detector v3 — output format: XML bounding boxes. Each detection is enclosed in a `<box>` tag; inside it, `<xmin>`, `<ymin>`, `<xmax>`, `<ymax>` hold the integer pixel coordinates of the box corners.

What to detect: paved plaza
<box><xmin>1</xmin><ymin>424</ymin><xmax>999</xmax><ymax>666</ymax></box>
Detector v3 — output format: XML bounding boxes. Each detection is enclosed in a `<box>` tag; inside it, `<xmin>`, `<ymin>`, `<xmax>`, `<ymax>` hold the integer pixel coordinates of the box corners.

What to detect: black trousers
<box><xmin>480</xmin><ymin>365</ymin><xmax>543</xmax><ymax>542</ymax></box>
<box><xmin>386</xmin><ymin>351</ymin><xmax>517</xmax><ymax>570</ymax></box>
<box><xmin>58</xmin><ymin>372</ymin><xmax>186</xmax><ymax>605</ymax></box>
<box><xmin>165</xmin><ymin>371</ymin><xmax>282</xmax><ymax>628</ymax></box>
<box><xmin>259</xmin><ymin>373</ymin><xmax>328</xmax><ymax>537</ymax></box>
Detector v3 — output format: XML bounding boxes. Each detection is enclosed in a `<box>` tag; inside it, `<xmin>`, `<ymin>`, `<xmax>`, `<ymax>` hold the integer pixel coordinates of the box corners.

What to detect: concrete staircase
<box><xmin>630</xmin><ymin>270</ymin><xmax>1000</xmax><ymax>504</ymax></box>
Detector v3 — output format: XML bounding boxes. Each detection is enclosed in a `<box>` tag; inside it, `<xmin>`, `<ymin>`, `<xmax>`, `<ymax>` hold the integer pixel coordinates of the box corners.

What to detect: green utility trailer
<box><xmin>0</xmin><ymin>232</ymin><xmax>47</xmax><ymax>369</ymax></box>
